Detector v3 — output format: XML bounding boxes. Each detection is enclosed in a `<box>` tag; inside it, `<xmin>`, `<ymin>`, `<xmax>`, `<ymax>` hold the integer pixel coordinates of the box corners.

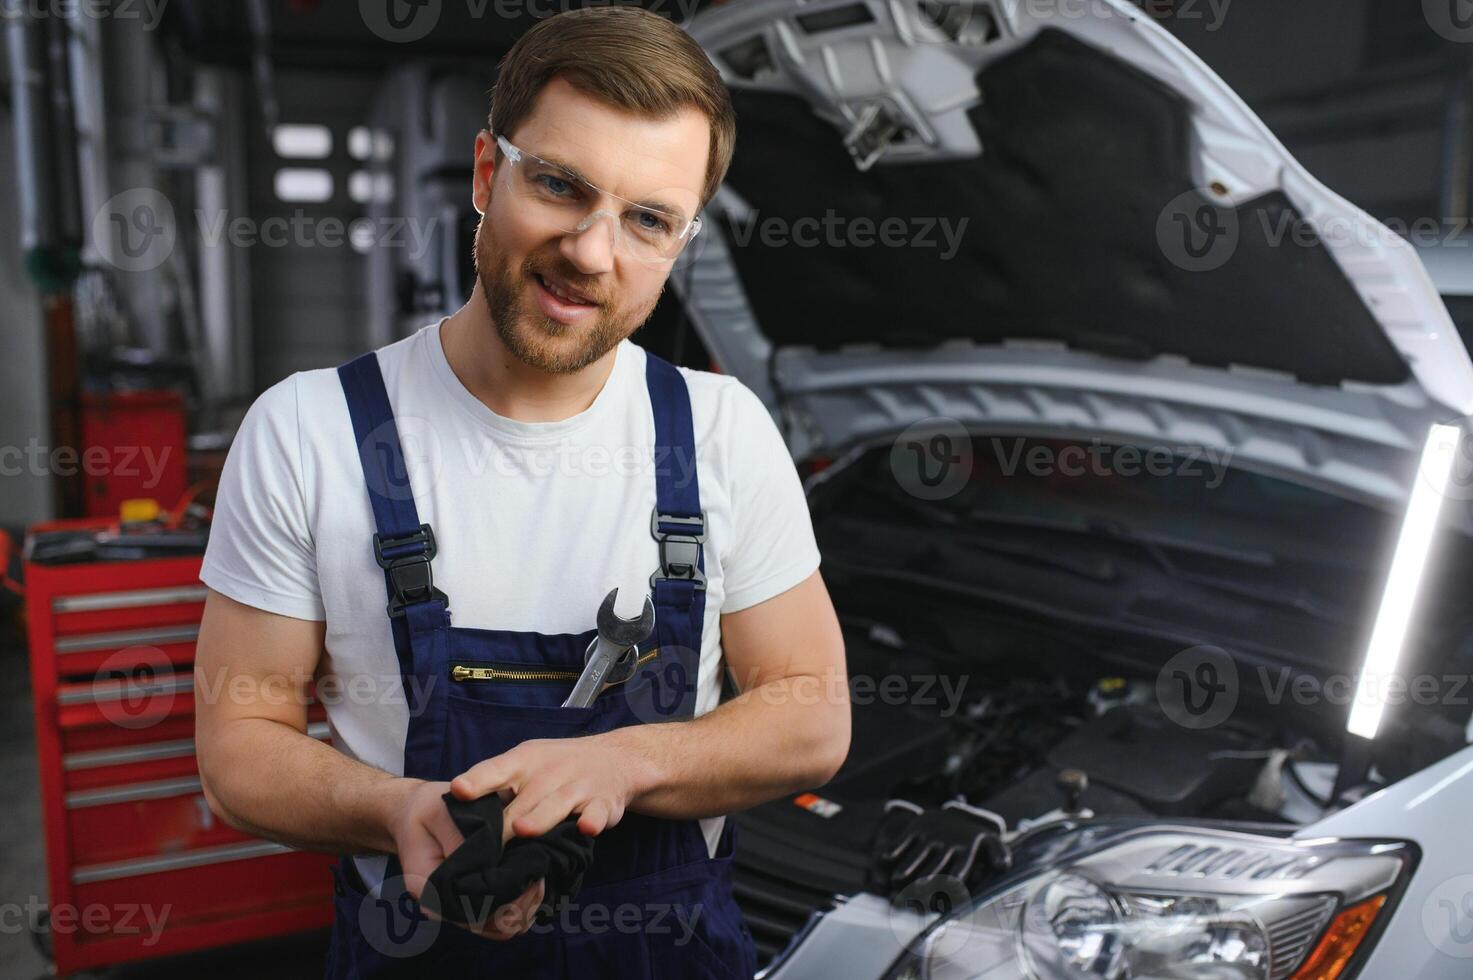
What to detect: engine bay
<box><xmin>729</xmin><ymin>620</ymin><xmax>1315</xmax><ymax>964</ymax></box>
<box><xmin>730</xmin><ymin>435</ymin><xmax>1473</xmax><ymax>966</ymax></box>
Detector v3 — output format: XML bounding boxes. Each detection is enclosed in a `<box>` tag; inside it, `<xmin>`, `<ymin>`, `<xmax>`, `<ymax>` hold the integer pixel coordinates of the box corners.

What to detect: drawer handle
<box><xmin>63</xmin><ymin>722</ymin><xmax>330</xmax><ymax>770</ymax></box>
<box><xmin>53</xmin><ymin>585</ymin><xmax>208</xmax><ymax>614</ymax></box>
<box><xmin>65</xmin><ymin>775</ymin><xmax>202</xmax><ymax>809</ymax></box>
<box><xmin>56</xmin><ymin>672</ymin><xmax>195</xmax><ymax>706</ymax></box>
<box><xmin>54</xmin><ymin>624</ymin><xmax>201</xmax><ymax>655</ymax></box>
<box><xmin>71</xmin><ymin>840</ymin><xmax>296</xmax><ymax>885</ymax></box>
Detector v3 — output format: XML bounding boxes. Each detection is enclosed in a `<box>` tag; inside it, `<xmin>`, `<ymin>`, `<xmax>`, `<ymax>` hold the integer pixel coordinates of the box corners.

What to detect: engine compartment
<box><xmin>730</xmin><ymin>434</ymin><xmax>1473</xmax><ymax>966</ymax></box>
<box><xmin>828</xmin><ymin>622</ymin><xmax>1284</xmax><ymax>825</ymax></box>
<box><xmin>730</xmin><ymin>619</ymin><xmax>1298</xmax><ymax>964</ymax></box>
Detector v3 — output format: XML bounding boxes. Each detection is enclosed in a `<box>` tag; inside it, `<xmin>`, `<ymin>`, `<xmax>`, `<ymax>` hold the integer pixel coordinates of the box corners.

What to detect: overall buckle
<box><xmin>373</xmin><ymin>524</ymin><xmax>448</xmax><ymax>617</ymax></box>
<box><xmin>650</xmin><ymin>509</ymin><xmax>707</xmax><ymax>591</ymax></box>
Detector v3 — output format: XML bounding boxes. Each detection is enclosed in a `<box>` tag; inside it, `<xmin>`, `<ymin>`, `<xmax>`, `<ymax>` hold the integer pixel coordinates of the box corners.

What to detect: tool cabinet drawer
<box><xmin>54</xmin><ymin>669</ymin><xmax>197</xmax><ymax>730</ymax></box>
<box><xmin>61</xmin><ymin>716</ymin><xmax>330</xmax><ymax>792</ymax></box>
<box><xmin>64</xmin><ymin>847</ymin><xmax>336</xmax><ymax>973</ymax></box>
<box><xmin>65</xmin><ymin>775</ymin><xmax>246</xmax><ymax>867</ymax></box>
<box><xmin>47</xmin><ymin>621</ymin><xmax>202</xmax><ymax>678</ymax></box>
<box><xmin>49</xmin><ymin>583</ymin><xmax>207</xmax><ymax>660</ymax></box>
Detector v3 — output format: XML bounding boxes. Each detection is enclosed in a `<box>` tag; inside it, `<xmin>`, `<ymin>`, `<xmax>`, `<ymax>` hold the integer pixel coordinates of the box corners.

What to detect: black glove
<box><xmin>421</xmin><ymin>792</ymin><xmax>595</xmax><ymax>926</ymax></box>
<box><xmin>870</xmin><ymin>800</ymin><xmax>1011</xmax><ymax>897</ymax></box>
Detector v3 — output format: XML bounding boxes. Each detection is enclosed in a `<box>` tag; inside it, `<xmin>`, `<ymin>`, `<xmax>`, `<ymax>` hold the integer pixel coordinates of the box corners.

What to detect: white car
<box><xmin>668</xmin><ymin>2</ymin><xmax>1473</xmax><ymax>978</ymax></box>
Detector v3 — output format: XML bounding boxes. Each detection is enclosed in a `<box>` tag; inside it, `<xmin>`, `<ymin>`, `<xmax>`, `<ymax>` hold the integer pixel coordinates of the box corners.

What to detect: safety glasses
<box><xmin>494</xmin><ymin>134</ymin><xmax>703</xmax><ymax>266</ymax></box>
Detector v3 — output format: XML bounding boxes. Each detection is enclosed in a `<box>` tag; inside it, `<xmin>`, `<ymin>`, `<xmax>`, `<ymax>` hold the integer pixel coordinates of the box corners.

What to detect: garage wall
<box><xmin>246</xmin><ymin>68</ymin><xmax>382</xmax><ymax>391</ymax></box>
<box><xmin>1162</xmin><ymin>0</ymin><xmax>1461</xmax><ymax>223</ymax></box>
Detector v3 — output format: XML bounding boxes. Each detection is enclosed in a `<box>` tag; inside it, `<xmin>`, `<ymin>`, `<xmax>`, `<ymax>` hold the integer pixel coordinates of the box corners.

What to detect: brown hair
<box><xmin>489</xmin><ymin>6</ymin><xmax>736</xmax><ymax>211</ymax></box>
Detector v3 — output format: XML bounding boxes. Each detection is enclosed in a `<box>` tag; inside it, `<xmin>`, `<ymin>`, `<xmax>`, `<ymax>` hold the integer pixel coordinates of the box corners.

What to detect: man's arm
<box><xmin>194</xmin><ymin>589</ymin><xmax>545</xmax><ymax>937</ymax></box>
<box><xmin>449</xmin><ymin>569</ymin><xmax>850</xmax><ymax>837</ymax></box>
<box><xmin>194</xmin><ymin>588</ymin><xmax>419</xmax><ymax>854</ymax></box>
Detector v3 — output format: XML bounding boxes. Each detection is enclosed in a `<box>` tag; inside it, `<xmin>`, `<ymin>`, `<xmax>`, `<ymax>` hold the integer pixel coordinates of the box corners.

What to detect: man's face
<box><xmin>470</xmin><ymin>76</ymin><xmax>710</xmax><ymax>375</ymax></box>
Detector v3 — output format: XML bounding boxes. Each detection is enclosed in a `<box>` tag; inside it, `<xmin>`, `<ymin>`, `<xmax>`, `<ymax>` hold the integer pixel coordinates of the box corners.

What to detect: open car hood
<box><xmin>680</xmin><ymin>0</ymin><xmax>1473</xmax><ymax>516</ymax></box>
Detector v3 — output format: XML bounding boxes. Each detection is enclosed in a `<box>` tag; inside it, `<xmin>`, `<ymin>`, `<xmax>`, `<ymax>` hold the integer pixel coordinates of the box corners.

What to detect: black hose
<box><xmin>1286</xmin><ymin>760</ymin><xmax>1331</xmax><ymax>808</ymax></box>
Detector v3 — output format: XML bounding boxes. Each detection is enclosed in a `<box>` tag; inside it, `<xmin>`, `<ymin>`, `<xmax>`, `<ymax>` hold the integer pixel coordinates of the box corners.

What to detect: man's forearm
<box><xmin>604</xmin><ymin>674</ymin><xmax>850</xmax><ymax>820</ymax></box>
<box><xmin>199</xmin><ymin>717</ymin><xmax>416</xmax><ymax>855</ymax></box>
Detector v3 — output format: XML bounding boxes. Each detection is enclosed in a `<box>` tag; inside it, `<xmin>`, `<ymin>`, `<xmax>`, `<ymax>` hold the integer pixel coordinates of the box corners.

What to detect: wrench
<box><xmin>562</xmin><ymin>588</ymin><xmax>656</xmax><ymax>708</ymax></box>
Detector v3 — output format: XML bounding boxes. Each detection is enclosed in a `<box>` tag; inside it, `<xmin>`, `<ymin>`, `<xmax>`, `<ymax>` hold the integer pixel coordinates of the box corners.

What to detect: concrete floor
<box><xmin>0</xmin><ymin>615</ymin><xmax>330</xmax><ymax>980</ymax></box>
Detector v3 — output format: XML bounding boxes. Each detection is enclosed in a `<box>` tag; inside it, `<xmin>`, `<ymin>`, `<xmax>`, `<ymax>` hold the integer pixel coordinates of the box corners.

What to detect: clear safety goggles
<box><xmin>494</xmin><ymin>134</ymin><xmax>703</xmax><ymax>266</ymax></box>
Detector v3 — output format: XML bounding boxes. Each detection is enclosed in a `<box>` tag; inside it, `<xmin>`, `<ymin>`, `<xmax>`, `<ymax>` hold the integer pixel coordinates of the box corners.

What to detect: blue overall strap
<box><xmin>645</xmin><ymin>352</ymin><xmax>705</xmax><ymax>720</ymax></box>
<box><xmin>336</xmin><ymin>352</ymin><xmax>450</xmax><ymax>676</ymax></box>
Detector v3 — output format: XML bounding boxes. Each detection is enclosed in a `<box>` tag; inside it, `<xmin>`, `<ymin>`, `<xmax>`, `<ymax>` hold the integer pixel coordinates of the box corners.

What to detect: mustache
<box><xmin>525</xmin><ymin>262</ymin><xmax>605</xmax><ymax>307</ymax></box>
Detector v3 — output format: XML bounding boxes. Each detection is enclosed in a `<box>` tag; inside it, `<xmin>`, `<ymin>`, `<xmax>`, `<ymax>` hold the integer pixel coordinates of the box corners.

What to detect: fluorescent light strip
<box><xmin>1347</xmin><ymin>423</ymin><xmax>1462</xmax><ymax>740</ymax></box>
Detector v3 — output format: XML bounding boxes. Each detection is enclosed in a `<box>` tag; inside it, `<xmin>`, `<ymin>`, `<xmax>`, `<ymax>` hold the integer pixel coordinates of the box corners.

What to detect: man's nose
<box><xmin>559</xmin><ymin>209</ymin><xmax>618</xmax><ymax>275</ymax></box>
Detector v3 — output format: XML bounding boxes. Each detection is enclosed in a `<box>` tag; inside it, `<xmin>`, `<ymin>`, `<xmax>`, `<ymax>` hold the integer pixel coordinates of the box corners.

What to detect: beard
<box><xmin>474</xmin><ymin>214</ymin><xmax>661</xmax><ymax>375</ymax></box>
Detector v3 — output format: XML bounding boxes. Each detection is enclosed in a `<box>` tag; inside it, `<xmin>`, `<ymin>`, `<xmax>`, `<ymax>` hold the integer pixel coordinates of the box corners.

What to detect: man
<box><xmin>193</xmin><ymin>6</ymin><xmax>849</xmax><ymax>978</ymax></box>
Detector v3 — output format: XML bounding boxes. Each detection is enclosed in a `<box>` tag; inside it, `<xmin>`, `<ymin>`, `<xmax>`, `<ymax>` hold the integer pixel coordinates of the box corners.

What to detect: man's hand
<box><xmin>449</xmin><ymin>571</ymin><xmax>848</xmax><ymax>837</ymax></box>
<box><xmin>449</xmin><ymin>737</ymin><xmax>642</xmax><ymax>839</ymax></box>
<box><xmin>386</xmin><ymin>778</ymin><xmax>545</xmax><ymax>940</ymax></box>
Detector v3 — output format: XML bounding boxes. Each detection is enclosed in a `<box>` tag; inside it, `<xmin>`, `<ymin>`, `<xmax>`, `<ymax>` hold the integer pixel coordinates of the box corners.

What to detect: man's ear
<box><xmin>472</xmin><ymin>130</ymin><xmax>497</xmax><ymax>215</ymax></box>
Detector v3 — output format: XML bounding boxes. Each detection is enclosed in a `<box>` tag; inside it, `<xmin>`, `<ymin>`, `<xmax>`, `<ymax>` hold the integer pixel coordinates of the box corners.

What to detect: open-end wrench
<box><xmin>562</xmin><ymin>588</ymin><xmax>656</xmax><ymax>708</ymax></box>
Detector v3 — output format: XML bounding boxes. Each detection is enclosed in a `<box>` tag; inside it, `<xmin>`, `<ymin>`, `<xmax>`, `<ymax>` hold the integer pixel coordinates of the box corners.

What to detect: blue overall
<box><xmin>321</xmin><ymin>349</ymin><xmax>758</xmax><ymax>979</ymax></box>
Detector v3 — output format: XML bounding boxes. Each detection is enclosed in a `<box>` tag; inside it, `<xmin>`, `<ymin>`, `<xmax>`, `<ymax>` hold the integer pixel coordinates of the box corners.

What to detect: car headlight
<box><xmin>885</xmin><ymin>826</ymin><xmax>1413</xmax><ymax>980</ymax></box>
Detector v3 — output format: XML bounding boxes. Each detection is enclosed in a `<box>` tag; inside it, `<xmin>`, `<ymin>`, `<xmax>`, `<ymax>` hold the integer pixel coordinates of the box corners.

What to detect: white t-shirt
<box><xmin>200</xmin><ymin>318</ymin><xmax>821</xmax><ymax>888</ymax></box>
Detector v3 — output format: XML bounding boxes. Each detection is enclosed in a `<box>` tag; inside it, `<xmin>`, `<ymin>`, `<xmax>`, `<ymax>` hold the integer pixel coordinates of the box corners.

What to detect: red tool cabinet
<box><xmin>25</xmin><ymin>523</ymin><xmax>337</xmax><ymax>976</ymax></box>
<box><xmin>79</xmin><ymin>390</ymin><xmax>189</xmax><ymax>519</ymax></box>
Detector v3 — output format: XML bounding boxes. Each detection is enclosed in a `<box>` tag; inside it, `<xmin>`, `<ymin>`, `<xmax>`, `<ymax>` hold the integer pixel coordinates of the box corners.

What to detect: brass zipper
<box><xmin>451</xmin><ymin>648</ymin><xmax>659</xmax><ymax>684</ymax></box>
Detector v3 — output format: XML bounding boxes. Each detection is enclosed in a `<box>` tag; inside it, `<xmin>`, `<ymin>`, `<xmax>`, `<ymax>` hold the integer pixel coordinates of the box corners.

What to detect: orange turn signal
<box><xmin>1290</xmin><ymin>893</ymin><xmax>1388</xmax><ymax>979</ymax></box>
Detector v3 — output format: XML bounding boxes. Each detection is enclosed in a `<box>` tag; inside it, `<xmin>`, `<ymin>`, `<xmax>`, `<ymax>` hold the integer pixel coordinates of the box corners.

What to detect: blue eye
<box><xmin>634</xmin><ymin>211</ymin><xmax>672</xmax><ymax>234</ymax></box>
<box><xmin>536</xmin><ymin>174</ymin><xmax>573</xmax><ymax>197</ymax></box>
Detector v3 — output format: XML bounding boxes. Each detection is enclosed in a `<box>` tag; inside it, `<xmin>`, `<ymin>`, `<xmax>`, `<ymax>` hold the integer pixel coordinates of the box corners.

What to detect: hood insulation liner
<box><xmin>717</xmin><ymin>28</ymin><xmax>1409</xmax><ymax>388</ymax></box>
